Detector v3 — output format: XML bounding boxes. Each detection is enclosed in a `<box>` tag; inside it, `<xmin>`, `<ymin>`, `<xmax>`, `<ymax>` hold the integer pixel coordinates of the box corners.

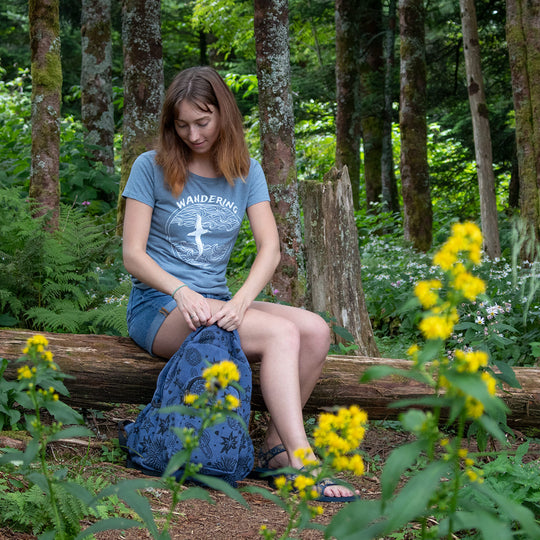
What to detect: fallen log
<box><xmin>1</xmin><ymin>329</ymin><xmax>540</xmax><ymax>429</ymax></box>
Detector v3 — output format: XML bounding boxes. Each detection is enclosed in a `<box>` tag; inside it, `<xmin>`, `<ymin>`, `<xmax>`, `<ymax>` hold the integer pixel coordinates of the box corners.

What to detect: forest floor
<box><xmin>1</xmin><ymin>406</ymin><xmax>539</xmax><ymax>540</ymax></box>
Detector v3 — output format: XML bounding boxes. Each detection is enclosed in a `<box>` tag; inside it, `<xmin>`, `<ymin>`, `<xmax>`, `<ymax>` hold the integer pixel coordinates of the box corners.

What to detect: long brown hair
<box><xmin>155</xmin><ymin>66</ymin><xmax>250</xmax><ymax>197</ymax></box>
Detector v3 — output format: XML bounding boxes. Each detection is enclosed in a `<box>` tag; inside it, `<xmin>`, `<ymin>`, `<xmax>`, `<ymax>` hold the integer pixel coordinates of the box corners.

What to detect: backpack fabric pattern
<box><xmin>124</xmin><ymin>325</ymin><xmax>254</xmax><ymax>486</ymax></box>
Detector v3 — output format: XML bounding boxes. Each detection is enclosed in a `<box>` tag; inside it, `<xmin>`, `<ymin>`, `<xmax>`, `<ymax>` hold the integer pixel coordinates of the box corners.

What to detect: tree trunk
<box><xmin>28</xmin><ymin>0</ymin><xmax>62</xmax><ymax>228</ymax></box>
<box><xmin>359</xmin><ymin>0</ymin><xmax>385</xmax><ymax>212</ymax></box>
<box><xmin>459</xmin><ymin>0</ymin><xmax>501</xmax><ymax>259</ymax></box>
<box><xmin>301</xmin><ymin>167</ymin><xmax>379</xmax><ymax>356</ymax></box>
<box><xmin>116</xmin><ymin>0</ymin><xmax>164</xmax><ymax>233</ymax></box>
<box><xmin>399</xmin><ymin>0</ymin><xmax>432</xmax><ymax>252</ymax></box>
<box><xmin>335</xmin><ymin>0</ymin><xmax>362</xmax><ymax>209</ymax></box>
<box><xmin>2</xmin><ymin>330</ymin><xmax>539</xmax><ymax>428</ymax></box>
<box><xmin>506</xmin><ymin>0</ymin><xmax>540</xmax><ymax>248</ymax></box>
<box><xmin>81</xmin><ymin>0</ymin><xmax>114</xmax><ymax>175</ymax></box>
<box><xmin>381</xmin><ymin>0</ymin><xmax>400</xmax><ymax>215</ymax></box>
<box><xmin>254</xmin><ymin>0</ymin><xmax>305</xmax><ymax>306</ymax></box>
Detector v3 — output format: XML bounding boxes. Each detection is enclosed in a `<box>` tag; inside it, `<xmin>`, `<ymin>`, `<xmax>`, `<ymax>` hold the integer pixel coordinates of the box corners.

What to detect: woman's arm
<box><xmin>208</xmin><ymin>200</ymin><xmax>280</xmax><ymax>330</ymax></box>
<box><xmin>122</xmin><ymin>197</ymin><xmax>210</xmax><ymax>330</ymax></box>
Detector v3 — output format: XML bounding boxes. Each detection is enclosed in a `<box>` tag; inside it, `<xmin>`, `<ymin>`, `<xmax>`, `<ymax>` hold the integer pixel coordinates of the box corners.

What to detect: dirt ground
<box><xmin>0</xmin><ymin>407</ymin><xmax>539</xmax><ymax>540</ymax></box>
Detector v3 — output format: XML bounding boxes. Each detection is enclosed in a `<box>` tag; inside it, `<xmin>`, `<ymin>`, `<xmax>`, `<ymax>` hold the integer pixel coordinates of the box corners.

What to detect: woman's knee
<box><xmin>302</xmin><ymin>311</ymin><xmax>332</xmax><ymax>352</ymax></box>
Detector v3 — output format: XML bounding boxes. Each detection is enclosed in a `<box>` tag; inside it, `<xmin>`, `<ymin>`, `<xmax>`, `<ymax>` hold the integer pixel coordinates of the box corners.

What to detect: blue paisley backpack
<box><xmin>123</xmin><ymin>325</ymin><xmax>254</xmax><ymax>486</ymax></box>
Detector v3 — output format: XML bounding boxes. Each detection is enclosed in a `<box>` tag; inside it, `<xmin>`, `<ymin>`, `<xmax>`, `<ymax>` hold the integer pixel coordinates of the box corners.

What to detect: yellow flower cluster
<box><xmin>183</xmin><ymin>393</ymin><xmax>198</xmax><ymax>405</ymax></box>
<box><xmin>224</xmin><ymin>394</ymin><xmax>240</xmax><ymax>410</ymax></box>
<box><xmin>465</xmin><ymin>397</ymin><xmax>484</xmax><ymax>419</ymax></box>
<box><xmin>313</xmin><ymin>405</ymin><xmax>367</xmax><ymax>476</ymax></box>
<box><xmin>414</xmin><ymin>279</ymin><xmax>442</xmax><ymax>309</ymax></box>
<box><xmin>451</xmin><ymin>269</ymin><xmax>486</xmax><ymax>302</ymax></box>
<box><xmin>459</xmin><ymin>448</ymin><xmax>484</xmax><ymax>484</ymax></box>
<box><xmin>17</xmin><ymin>365</ymin><xmax>36</xmax><ymax>380</ymax></box>
<box><xmin>203</xmin><ymin>360</ymin><xmax>240</xmax><ymax>390</ymax></box>
<box><xmin>37</xmin><ymin>387</ymin><xmax>59</xmax><ymax>401</ymax></box>
<box><xmin>418</xmin><ymin>310</ymin><xmax>458</xmax><ymax>341</ymax></box>
<box><xmin>481</xmin><ymin>371</ymin><xmax>497</xmax><ymax>396</ymax></box>
<box><xmin>22</xmin><ymin>334</ymin><xmax>49</xmax><ymax>355</ymax></box>
<box><xmin>432</xmin><ymin>222</ymin><xmax>483</xmax><ymax>271</ymax></box>
<box><xmin>454</xmin><ymin>350</ymin><xmax>488</xmax><ymax>373</ymax></box>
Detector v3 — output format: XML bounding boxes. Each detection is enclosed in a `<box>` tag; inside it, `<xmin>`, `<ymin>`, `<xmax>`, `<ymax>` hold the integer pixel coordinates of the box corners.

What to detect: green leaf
<box><xmin>438</xmin><ymin>510</ymin><xmax>513</xmax><ymax>540</ymax></box>
<box><xmin>177</xmin><ymin>485</ymin><xmax>215</xmax><ymax>503</ymax></box>
<box><xmin>384</xmin><ymin>461</ymin><xmax>448</xmax><ymax>532</ymax></box>
<box><xmin>492</xmin><ymin>360</ymin><xmax>521</xmax><ymax>388</ymax></box>
<box><xmin>325</xmin><ymin>499</ymin><xmax>387</xmax><ymax>540</ymax></box>
<box><xmin>95</xmin><ymin>478</ymin><xmax>163</xmax><ymax>537</ymax></box>
<box><xmin>74</xmin><ymin>517</ymin><xmax>143</xmax><ymax>540</ymax></box>
<box><xmin>192</xmin><ymin>473</ymin><xmax>249</xmax><ymax>507</ymax></box>
<box><xmin>360</xmin><ymin>365</ymin><xmax>432</xmax><ymax>385</ymax></box>
<box><xmin>45</xmin><ymin>399</ymin><xmax>84</xmax><ymax>424</ymax></box>
<box><xmin>476</xmin><ymin>414</ymin><xmax>507</xmax><ymax>444</ymax></box>
<box><xmin>48</xmin><ymin>425</ymin><xmax>94</xmax><ymax>442</ymax></box>
<box><xmin>381</xmin><ymin>440</ymin><xmax>426</xmax><ymax>500</ymax></box>
<box><xmin>474</xmin><ymin>483</ymin><xmax>540</xmax><ymax>538</ymax></box>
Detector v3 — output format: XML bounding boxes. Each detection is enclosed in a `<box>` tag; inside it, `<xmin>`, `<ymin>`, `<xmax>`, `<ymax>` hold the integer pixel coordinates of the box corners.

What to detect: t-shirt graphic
<box><xmin>166</xmin><ymin>198</ymin><xmax>241</xmax><ymax>270</ymax></box>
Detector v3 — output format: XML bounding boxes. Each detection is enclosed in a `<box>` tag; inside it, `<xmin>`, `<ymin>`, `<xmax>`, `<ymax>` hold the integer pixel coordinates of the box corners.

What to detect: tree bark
<box><xmin>81</xmin><ymin>0</ymin><xmax>115</xmax><ymax>175</ymax></box>
<box><xmin>399</xmin><ymin>0</ymin><xmax>432</xmax><ymax>252</ymax></box>
<box><xmin>506</xmin><ymin>0</ymin><xmax>540</xmax><ymax>249</ymax></box>
<box><xmin>301</xmin><ymin>167</ymin><xmax>379</xmax><ymax>357</ymax></box>
<box><xmin>28</xmin><ymin>0</ymin><xmax>62</xmax><ymax>228</ymax></box>
<box><xmin>254</xmin><ymin>0</ymin><xmax>305</xmax><ymax>306</ymax></box>
<box><xmin>2</xmin><ymin>330</ymin><xmax>539</xmax><ymax>428</ymax></box>
<box><xmin>381</xmin><ymin>0</ymin><xmax>400</xmax><ymax>215</ymax></box>
<box><xmin>335</xmin><ymin>0</ymin><xmax>362</xmax><ymax>209</ymax></box>
<box><xmin>116</xmin><ymin>0</ymin><xmax>164</xmax><ymax>233</ymax></box>
<box><xmin>459</xmin><ymin>0</ymin><xmax>501</xmax><ymax>259</ymax></box>
<box><xmin>359</xmin><ymin>0</ymin><xmax>385</xmax><ymax>212</ymax></box>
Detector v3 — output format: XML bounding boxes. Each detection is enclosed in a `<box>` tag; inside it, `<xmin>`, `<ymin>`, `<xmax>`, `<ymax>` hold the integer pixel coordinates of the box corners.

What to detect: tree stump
<box><xmin>301</xmin><ymin>167</ymin><xmax>379</xmax><ymax>357</ymax></box>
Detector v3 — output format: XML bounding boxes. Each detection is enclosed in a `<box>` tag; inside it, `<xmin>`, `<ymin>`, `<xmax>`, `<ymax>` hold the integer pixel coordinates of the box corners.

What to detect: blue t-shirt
<box><xmin>122</xmin><ymin>150</ymin><xmax>270</xmax><ymax>296</ymax></box>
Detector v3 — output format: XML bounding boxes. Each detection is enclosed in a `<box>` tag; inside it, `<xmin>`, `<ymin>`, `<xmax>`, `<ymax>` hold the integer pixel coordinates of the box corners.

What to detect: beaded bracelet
<box><xmin>171</xmin><ymin>284</ymin><xmax>188</xmax><ymax>298</ymax></box>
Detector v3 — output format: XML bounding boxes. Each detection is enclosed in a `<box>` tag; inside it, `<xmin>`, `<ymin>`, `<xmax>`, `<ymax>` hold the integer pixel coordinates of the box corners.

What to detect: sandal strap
<box><xmin>257</xmin><ymin>443</ymin><xmax>286</xmax><ymax>468</ymax></box>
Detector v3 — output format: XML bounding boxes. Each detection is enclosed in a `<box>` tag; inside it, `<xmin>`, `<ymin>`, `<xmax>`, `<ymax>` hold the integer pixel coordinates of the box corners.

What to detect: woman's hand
<box><xmin>208</xmin><ymin>297</ymin><xmax>248</xmax><ymax>332</ymax></box>
<box><xmin>174</xmin><ymin>287</ymin><xmax>212</xmax><ymax>331</ymax></box>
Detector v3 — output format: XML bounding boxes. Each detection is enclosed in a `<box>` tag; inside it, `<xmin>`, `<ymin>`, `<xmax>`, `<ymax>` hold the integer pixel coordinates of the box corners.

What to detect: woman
<box><xmin>122</xmin><ymin>66</ymin><xmax>357</xmax><ymax>501</ymax></box>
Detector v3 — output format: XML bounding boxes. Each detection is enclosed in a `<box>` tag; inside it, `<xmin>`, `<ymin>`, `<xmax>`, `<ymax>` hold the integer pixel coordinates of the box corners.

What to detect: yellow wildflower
<box><xmin>451</xmin><ymin>271</ymin><xmax>486</xmax><ymax>301</ymax></box>
<box><xmin>314</xmin><ymin>505</ymin><xmax>324</xmax><ymax>516</ymax></box>
<box><xmin>273</xmin><ymin>475</ymin><xmax>287</xmax><ymax>490</ymax></box>
<box><xmin>225</xmin><ymin>394</ymin><xmax>240</xmax><ymax>410</ymax></box>
<box><xmin>466</xmin><ymin>469</ymin><xmax>480</xmax><ymax>482</ymax></box>
<box><xmin>183</xmin><ymin>393</ymin><xmax>198</xmax><ymax>405</ymax></box>
<box><xmin>454</xmin><ymin>350</ymin><xmax>488</xmax><ymax>373</ymax></box>
<box><xmin>293</xmin><ymin>447</ymin><xmax>318</xmax><ymax>467</ymax></box>
<box><xmin>414</xmin><ymin>279</ymin><xmax>442</xmax><ymax>309</ymax></box>
<box><xmin>42</xmin><ymin>350</ymin><xmax>53</xmax><ymax>363</ymax></box>
<box><xmin>432</xmin><ymin>247</ymin><xmax>457</xmax><ymax>271</ymax></box>
<box><xmin>203</xmin><ymin>360</ymin><xmax>240</xmax><ymax>389</ymax></box>
<box><xmin>481</xmin><ymin>371</ymin><xmax>497</xmax><ymax>396</ymax></box>
<box><xmin>458</xmin><ymin>448</ymin><xmax>468</xmax><ymax>459</ymax></box>
<box><xmin>17</xmin><ymin>365</ymin><xmax>33</xmax><ymax>380</ymax></box>
<box><xmin>314</xmin><ymin>405</ymin><xmax>367</xmax><ymax>456</ymax></box>
<box><xmin>419</xmin><ymin>315</ymin><xmax>455</xmax><ymax>340</ymax></box>
<box><xmin>293</xmin><ymin>474</ymin><xmax>315</xmax><ymax>492</ymax></box>
<box><xmin>27</xmin><ymin>335</ymin><xmax>49</xmax><ymax>348</ymax></box>
<box><xmin>347</xmin><ymin>454</ymin><xmax>365</xmax><ymax>476</ymax></box>
<box><xmin>465</xmin><ymin>397</ymin><xmax>484</xmax><ymax>419</ymax></box>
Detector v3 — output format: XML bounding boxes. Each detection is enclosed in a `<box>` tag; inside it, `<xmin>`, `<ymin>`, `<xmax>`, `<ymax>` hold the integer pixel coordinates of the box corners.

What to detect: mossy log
<box><xmin>1</xmin><ymin>329</ymin><xmax>540</xmax><ymax>429</ymax></box>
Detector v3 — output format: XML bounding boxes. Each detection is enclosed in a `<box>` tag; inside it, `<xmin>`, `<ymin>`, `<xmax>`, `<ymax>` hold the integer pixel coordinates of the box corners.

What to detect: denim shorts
<box><xmin>126</xmin><ymin>286</ymin><xmax>230</xmax><ymax>355</ymax></box>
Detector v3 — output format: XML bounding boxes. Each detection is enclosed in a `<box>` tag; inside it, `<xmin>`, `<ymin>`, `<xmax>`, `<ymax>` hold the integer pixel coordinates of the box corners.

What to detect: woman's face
<box><xmin>174</xmin><ymin>99</ymin><xmax>221</xmax><ymax>158</ymax></box>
